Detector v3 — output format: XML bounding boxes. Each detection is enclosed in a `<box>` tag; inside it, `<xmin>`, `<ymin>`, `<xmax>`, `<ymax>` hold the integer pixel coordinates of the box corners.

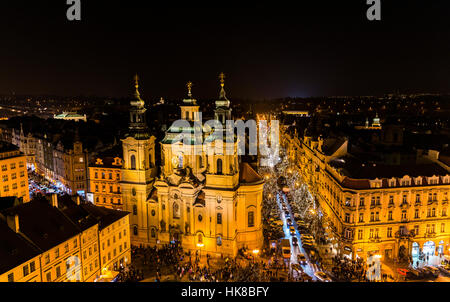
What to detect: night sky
<box><xmin>0</xmin><ymin>1</ymin><xmax>449</xmax><ymax>99</ymax></box>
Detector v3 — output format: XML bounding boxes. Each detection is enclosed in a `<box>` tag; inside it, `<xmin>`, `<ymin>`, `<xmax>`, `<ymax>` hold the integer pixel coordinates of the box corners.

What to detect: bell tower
<box><xmin>120</xmin><ymin>75</ymin><xmax>157</xmax><ymax>246</ymax></box>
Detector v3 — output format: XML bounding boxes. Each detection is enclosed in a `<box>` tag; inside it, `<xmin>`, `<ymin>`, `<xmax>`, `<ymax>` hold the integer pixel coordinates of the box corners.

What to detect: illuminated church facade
<box><xmin>119</xmin><ymin>75</ymin><xmax>264</xmax><ymax>256</ymax></box>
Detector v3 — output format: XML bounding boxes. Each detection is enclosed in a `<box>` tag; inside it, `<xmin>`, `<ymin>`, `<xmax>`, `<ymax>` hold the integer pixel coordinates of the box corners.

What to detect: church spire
<box><xmin>134</xmin><ymin>74</ymin><xmax>140</xmax><ymax>98</ymax></box>
<box><xmin>219</xmin><ymin>72</ymin><xmax>227</xmax><ymax>100</ymax></box>
<box><xmin>187</xmin><ymin>81</ymin><xmax>193</xmax><ymax>98</ymax></box>
<box><xmin>127</xmin><ymin>74</ymin><xmax>150</xmax><ymax>139</ymax></box>
<box><xmin>131</xmin><ymin>74</ymin><xmax>145</xmax><ymax>108</ymax></box>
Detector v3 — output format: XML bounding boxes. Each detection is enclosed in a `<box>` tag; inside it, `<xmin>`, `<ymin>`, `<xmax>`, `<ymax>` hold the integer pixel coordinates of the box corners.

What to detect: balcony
<box><xmin>428</xmin><ymin>199</ymin><xmax>438</xmax><ymax>205</ymax></box>
<box><xmin>345</xmin><ymin>204</ymin><xmax>356</xmax><ymax>211</ymax></box>
<box><xmin>358</xmin><ymin>205</ymin><xmax>366</xmax><ymax>210</ymax></box>
<box><xmin>414</xmin><ymin>201</ymin><xmax>421</xmax><ymax>206</ymax></box>
<box><xmin>395</xmin><ymin>231</ymin><xmax>411</xmax><ymax>239</ymax></box>
<box><xmin>400</xmin><ymin>202</ymin><xmax>410</xmax><ymax>209</ymax></box>
<box><xmin>387</xmin><ymin>202</ymin><xmax>395</xmax><ymax>208</ymax></box>
<box><xmin>369</xmin><ymin>236</ymin><xmax>381</xmax><ymax>243</ymax></box>
<box><xmin>424</xmin><ymin>231</ymin><xmax>437</xmax><ymax>238</ymax></box>
<box><xmin>442</xmin><ymin>200</ymin><xmax>449</xmax><ymax>205</ymax></box>
<box><xmin>370</xmin><ymin>203</ymin><xmax>382</xmax><ymax>210</ymax></box>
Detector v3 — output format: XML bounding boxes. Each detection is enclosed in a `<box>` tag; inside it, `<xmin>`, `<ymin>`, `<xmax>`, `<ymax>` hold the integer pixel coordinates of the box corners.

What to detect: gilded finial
<box><xmin>186</xmin><ymin>81</ymin><xmax>193</xmax><ymax>97</ymax></box>
<box><xmin>219</xmin><ymin>72</ymin><xmax>225</xmax><ymax>88</ymax></box>
<box><xmin>134</xmin><ymin>74</ymin><xmax>139</xmax><ymax>91</ymax></box>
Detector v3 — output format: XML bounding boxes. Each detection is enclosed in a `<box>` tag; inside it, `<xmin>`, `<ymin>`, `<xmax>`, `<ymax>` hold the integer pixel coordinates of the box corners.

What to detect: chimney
<box><xmin>7</xmin><ymin>214</ymin><xmax>20</xmax><ymax>233</ymax></box>
<box><xmin>51</xmin><ymin>193</ymin><xmax>58</xmax><ymax>208</ymax></box>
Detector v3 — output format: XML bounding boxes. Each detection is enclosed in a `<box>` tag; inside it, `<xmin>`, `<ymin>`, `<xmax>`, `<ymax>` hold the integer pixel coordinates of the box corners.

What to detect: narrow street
<box><xmin>276</xmin><ymin>192</ymin><xmax>318</xmax><ymax>280</ymax></box>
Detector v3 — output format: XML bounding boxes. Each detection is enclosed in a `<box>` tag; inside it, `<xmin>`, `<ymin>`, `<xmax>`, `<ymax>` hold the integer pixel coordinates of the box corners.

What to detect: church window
<box><xmin>151</xmin><ymin>210</ymin><xmax>156</xmax><ymax>216</ymax></box>
<box><xmin>178</xmin><ymin>155</ymin><xmax>183</xmax><ymax>168</ymax></box>
<box><xmin>133</xmin><ymin>226</ymin><xmax>138</xmax><ymax>236</ymax></box>
<box><xmin>217</xmin><ymin>159</ymin><xmax>222</xmax><ymax>175</ymax></box>
<box><xmin>133</xmin><ymin>205</ymin><xmax>137</xmax><ymax>215</ymax></box>
<box><xmin>198</xmin><ymin>214</ymin><xmax>203</xmax><ymax>222</ymax></box>
<box><xmin>248</xmin><ymin>211</ymin><xmax>255</xmax><ymax>227</ymax></box>
<box><xmin>130</xmin><ymin>155</ymin><xmax>136</xmax><ymax>170</ymax></box>
<box><xmin>173</xmin><ymin>202</ymin><xmax>180</xmax><ymax>219</ymax></box>
<box><xmin>217</xmin><ymin>213</ymin><xmax>222</xmax><ymax>225</ymax></box>
<box><xmin>151</xmin><ymin>228</ymin><xmax>156</xmax><ymax>238</ymax></box>
<box><xmin>198</xmin><ymin>234</ymin><xmax>203</xmax><ymax>244</ymax></box>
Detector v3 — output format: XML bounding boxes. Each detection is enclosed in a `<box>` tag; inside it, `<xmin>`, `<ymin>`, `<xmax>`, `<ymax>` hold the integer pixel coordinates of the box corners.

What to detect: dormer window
<box><xmin>95</xmin><ymin>158</ymin><xmax>103</xmax><ymax>165</ymax></box>
<box><xmin>389</xmin><ymin>179</ymin><xmax>396</xmax><ymax>187</ymax></box>
<box><xmin>428</xmin><ymin>176</ymin><xmax>439</xmax><ymax>185</ymax></box>
<box><xmin>370</xmin><ymin>179</ymin><xmax>382</xmax><ymax>188</ymax></box>
<box><xmin>400</xmin><ymin>177</ymin><xmax>411</xmax><ymax>186</ymax></box>
<box><xmin>415</xmin><ymin>177</ymin><xmax>422</xmax><ymax>186</ymax></box>
<box><xmin>443</xmin><ymin>176</ymin><xmax>450</xmax><ymax>184</ymax></box>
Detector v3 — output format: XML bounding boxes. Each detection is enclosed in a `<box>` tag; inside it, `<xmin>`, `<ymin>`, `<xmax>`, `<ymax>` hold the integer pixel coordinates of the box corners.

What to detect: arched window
<box><xmin>217</xmin><ymin>213</ymin><xmax>222</xmax><ymax>225</ymax></box>
<box><xmin>248</xmin><ymin>211</ymin><xmax>255</xmax><ymax>227</ymax></box>
<box><xmin>133</xmin><ymin>226</ymin><xmax>138</xmax><ymax>236</ymax></box>
<box><xmin>173</xmin><ymin>202</ymin><xmax>180</xmax><ymax>218</ymax></box>
<box><xmin>217</xmin><ymin>158</ymin><xmax>222</xmax><ymax>175</ymax></box>
<box><xmin>178</xmin><ymin>155</ymin><xmax>183</xmax><ymax>168</ymax></box>
<box><xmin>199</xmin><ymin>155</ymin><xmax>203</xmax><ymax>168</ymax></box>
<box><xmin>130</xmin><ymin>155</ymin><xmax>136</xmax><ymax>170</ymax></box>
<box><xmin>198</xmin><ymin>233</ymin><xmax>203</xmax><ymax>244</ymax></box>
<box><xmin>151</xmin><ymin>228</ymin><xmax>156</xmax><ymax>238</ymax></box>
<box><xmin>133</xmin><ymin>205</ymin><xmax>137</xmax><ymax>215</ymax></box>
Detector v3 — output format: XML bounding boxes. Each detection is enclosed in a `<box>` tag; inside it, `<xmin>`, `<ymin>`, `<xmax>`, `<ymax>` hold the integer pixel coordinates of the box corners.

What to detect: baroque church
<box><xmin>120</xmin><ymin>75</ymin><xmax>264</xmax><ymax>257</ymax></box>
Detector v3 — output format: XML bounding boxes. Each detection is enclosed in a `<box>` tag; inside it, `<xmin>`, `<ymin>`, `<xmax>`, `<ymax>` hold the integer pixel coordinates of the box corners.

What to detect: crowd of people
<box><xmin>116</xmin><ymin>264</ymin><xmax>145</xmax><ymax>282</ymax></box>
<box><xmin>329</xmin><ymin>255</ymin><xmax>368</xmax><ymax>281</ymax></box>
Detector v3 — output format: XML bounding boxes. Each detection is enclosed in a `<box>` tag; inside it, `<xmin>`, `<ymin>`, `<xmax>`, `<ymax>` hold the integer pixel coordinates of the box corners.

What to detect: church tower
<box><xmin>152</xmin><ymin>74</ymin><xmax>263</xmax><ymax>257</ymax></box>
<box><xmin>120</xmin><ymin>75</ymin><xmax>157</xmax><ymax>245</ymax></box>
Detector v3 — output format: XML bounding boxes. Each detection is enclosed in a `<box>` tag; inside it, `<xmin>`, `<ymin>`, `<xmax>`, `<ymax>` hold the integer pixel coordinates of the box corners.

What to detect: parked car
<box><xmin>289</xmin><ymin>226</ymin><xmax>296</xmax><ymax>235</ymax></box>
<box><xmin>292</xmin><ymin>264</ymin><xmax>303</xmax><ymax>273</ymax></box>
<box><xmin>314</xmin><ymin>271</ymin><xmax>332</xmax><ymax>282</ymax></box>
<box><xmin>292</xmin><ymin>237</ymin><xmax>298</xmax><ymax>246</ymax></box>
<box><xmin>297</xmin><ymin>253</ymin><xmax>307</xmax><ymax>265</ymax></box>
<box><xmin>406</xmin><ymin>268</ymin><xmax>422</xmax><ymax>280</ymax></box>
<box><xmin>423</xmin><ymin>266</ymin><xmax>440</xmax><ymax>278</ymax></box>
<box><xmin>285</xmin><ymin>210</ymin><xmax>290</xmax><ymax>217</ymax></box>
<box><xmin>286</xmin><ymin>218</ymin><xmax>293</xmax><ymax>226</ymax></box>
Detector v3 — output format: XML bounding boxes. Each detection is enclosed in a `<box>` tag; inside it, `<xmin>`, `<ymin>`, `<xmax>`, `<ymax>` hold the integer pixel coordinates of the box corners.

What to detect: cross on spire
<box><xmin>219</xmin><ymin>72</ymin><xmax>227</xmax><ymax>99</ymax></box>
<box><xmin>219</xmin><ymin>72</ymin><xmax>225</xmax><ymax>88</ymax></box>
<box><xmin>187</xmin><ymin>81</ymin><xmax>193</xmax><ymax>98</ymax></box>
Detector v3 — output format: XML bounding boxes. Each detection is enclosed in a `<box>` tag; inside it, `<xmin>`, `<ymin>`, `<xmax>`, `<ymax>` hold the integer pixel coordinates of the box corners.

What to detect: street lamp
<box><xmin>252</xmin><ymin>249</ymin><xmax>260</xmax><ymax>263</ymax></box>
<box><xmin>196</xmin><ymin>243</ymin><xmax>204</xmax><ymax>263</ymax></box>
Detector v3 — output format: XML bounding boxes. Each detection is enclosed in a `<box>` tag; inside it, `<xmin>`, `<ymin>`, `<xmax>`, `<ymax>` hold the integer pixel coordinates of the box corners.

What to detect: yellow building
<box><xmin>0</xmin><ymin>194</ymin><xmax>130</xmax><ymax>282</ymax></box>
<box><xmin>152</xmin><ymin>77</ymin><xmax>264</xmax><ymax>256</ymax></box>
<box><xmin>0</xmin><ymin>141</ymin><xmax>30</xmax><ymax>203</ymax></box>
<box><xmin>88</xmin><ymin>147</ymin><xmax>123</xmax><ymax>210</ymax></box>
<box><xmin>120</xmin><ymin>75</ymin><xmax>158</xmax><ymax>246</ymax></box>
<box><xmin>98</xmin><ymin>212</ymin><xmax>131</xmax><ymax>273</ymax></box>
<box><xmin>283</xmin><ymin>129</ymin><xmax>450</xmax><ymax>262</ymax></box>
<box><xmin>0</xmin><ymin>217</ymin><xmax>42</xmax><ymax>282</ymax></box>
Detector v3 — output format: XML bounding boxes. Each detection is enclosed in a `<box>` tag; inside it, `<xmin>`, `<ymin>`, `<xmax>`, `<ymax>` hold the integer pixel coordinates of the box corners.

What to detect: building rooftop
<box><xmin>0</xmin><ymin>220</ymin><xmax>41</xmax><ymax>275</ymax></box>
<box><xmin>0</xmin><ymin>140</ymin><xmax>20</xmax><ymax>154</ymax></box>
<box><xmin>330</xmin><ymin>156</ymin><xmax>449</xmax><ymax>180</ymax></box>
<box><xmin>239</xmin><ymin>162</ymin><xmax>264</xmax><ymax>184</ymax></box>
<box><xmin>1</xmin><ymin>197</ymin><xmax>81</xmax><ymax>252</ymax></box>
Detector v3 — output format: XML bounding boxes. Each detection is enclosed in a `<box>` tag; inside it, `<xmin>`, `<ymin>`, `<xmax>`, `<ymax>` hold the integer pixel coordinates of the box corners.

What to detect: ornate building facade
<box><xmin>114</xmin><ymin>75</ymin><xmax>264</xmax><ymax>256</ymax></box>
<box><xmin>282</xmin><ymin>127</ymin><xmax>450</xmax><ymax>262</ymax></box>
<box><xmin>151</xmin><ymin>77</ymin><xmax>264</xmax><ymax>256</ymax></box>
<box><xmin>120</xmin><ymin>76</ymin><xmax>157</xmax><ymax>246</ymax></box>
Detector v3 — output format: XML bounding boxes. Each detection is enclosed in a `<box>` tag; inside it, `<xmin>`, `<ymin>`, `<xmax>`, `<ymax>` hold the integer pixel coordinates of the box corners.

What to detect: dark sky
<box><xmin>0</xmin><ymin>0</ymin><xmax>449</xmax><ymax>99</ymax></box>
